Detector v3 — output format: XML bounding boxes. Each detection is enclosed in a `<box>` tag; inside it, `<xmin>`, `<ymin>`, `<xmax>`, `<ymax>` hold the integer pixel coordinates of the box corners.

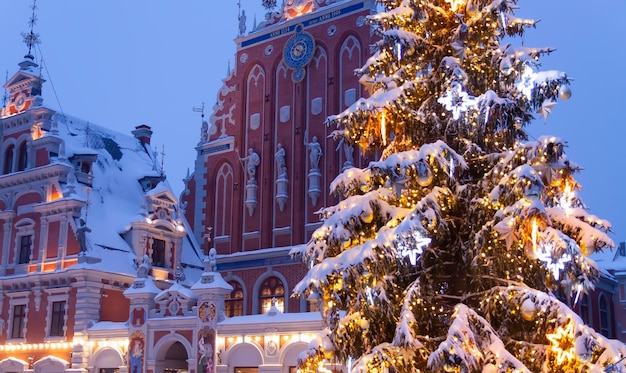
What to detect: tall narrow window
<box><xmin>259</xmin><ymin>276</ymin><xmax>285</xmax><ymax>314</ymax></box>
<box><xmin>11</xmin><ymin>304</ymin><xmax>26</xmax><ymax>339</ymax></box>
<box><xmin>18</xmin><ymin>235</ymin><xmax>32</xmax><ymax>264</ymax></box>
<box><xmin>214</xmin><ymin>164</ymin><xmax>234</xmax><ymax>238</ymax></box>
<box><xmin>151</xmin><ymin>239</ymin><xmax>166</xmax><ymax>268</ymax></box>
<box><xmin>580</xmin><ymin>294</ymin><xmax>590</xmax><ymax>325</ymax></box>
<box><xmin>50</xmin><ymin>301</ymin><xmax>66</xmax><ymax>337</ymax></box>
<box><xmin>599</xmin><ymin>295</ymin><xmax>610</xmax><ymax>337</ymax></box>
<box><xmin>225</xmin><ymin>281</ymin><xmax>244</xmax><ymax>317</ymax></box>
<box><xmin>17</xmin><ymin>142</ymin><xmax>27</xmax><ymax>171</ymax></box>
<box><xmin>3</xmin><ymin>144</ymin><xmax>14</xmax><ymax>174</ymax></box>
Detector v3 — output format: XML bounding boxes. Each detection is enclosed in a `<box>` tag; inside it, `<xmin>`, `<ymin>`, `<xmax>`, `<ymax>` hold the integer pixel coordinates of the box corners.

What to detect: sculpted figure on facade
<box><xmin>239</xmin><ymin>148</ymin><xmax>260</xmax><ymax>183</ymax></box>
<box><xmin>304</xmin><ymin>132</ymin><xmax>322</xmax><ymax>171</ymax></box>
<box><xmin>274</xmin><ymin>143</ymin><xmax>287</xmax><ymax>177</ymax></box>
<box><xmin>76</xmin><ymin>218</ymin><xmax>91</xmax><ymax>255</ymax></box>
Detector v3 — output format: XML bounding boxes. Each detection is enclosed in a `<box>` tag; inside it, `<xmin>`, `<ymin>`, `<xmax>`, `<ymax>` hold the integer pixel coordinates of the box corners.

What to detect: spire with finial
<box><xmin>2</xmin><ymin>71</ymin><xmax>8</xmax><ymax>107</ymax></box>
<box><xmin>160</xmin><ymin>144</ymin><xmax>166</xmax><ymax>176</ymax></box>
<box><xmin>20</xmin><ymin>0</ymin><xmax>41</xmax><ymax>64</ymax></box>
<box><xmin>174</xmin><ymin>263</ymin><xmax>186</xmax><ymax>283</ymax></box>
<box><xmin>84</xmin><ymin>122</ymin><xmax>91</xmax><ymax>147</ymax></box>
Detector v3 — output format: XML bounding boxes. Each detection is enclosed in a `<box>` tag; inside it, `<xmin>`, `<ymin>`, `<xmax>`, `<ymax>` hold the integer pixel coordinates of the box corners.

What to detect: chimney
<box><xmin>619</xmin><ymin>242</ymin><xmax>625</xmax><ymax>257</ymax></box>
<box><xmin>132</xmin><ymin>124</ymin><xmax>153</xmax><ymax>145</ymax></box>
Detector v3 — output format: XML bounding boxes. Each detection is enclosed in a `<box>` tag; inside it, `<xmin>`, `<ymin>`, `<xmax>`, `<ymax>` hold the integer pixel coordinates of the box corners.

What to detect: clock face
<box><xmin>15</xmin><ymin>92</ymin><xmax>27</xmax><ymax>112</ymax></box>
<box><xmin>283</xmin><ymin>25</ymin><xmax>315</xmax><ymax>75</ymax></box>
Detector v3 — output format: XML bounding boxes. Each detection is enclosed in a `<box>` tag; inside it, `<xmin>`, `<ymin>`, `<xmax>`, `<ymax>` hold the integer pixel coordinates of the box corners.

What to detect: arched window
<box><xmin>259</xmin><ymin>276</ymin><xmax>284</xmax><ymax>314</ymax></box>
<box><xmin>225</xmin><ymin>281</ymin><xmax>244</xmax><ymax>317</ymax></box>
<box><xmin>580</xmin><ymin>294</ymin><xmax>591</xmax><ymax>325</ymax></box>
<box><xmin>3</xmin><ymin>144</ymin><xmax>14</xmax><ymax>174</ymax></box>
<box><xmin>599</xmin><ymin>294</ymin><xmax>611</xmax><ymax>337</ymax></box>
<box><xmin>214</xmin><ymin>164</ymin><xmax>234</xmax><ymax>238</ymax></box>
<box><xmin>16</xmin><ymin>142</ymin><xmax>27</xmax><ymax>171</ymax></box>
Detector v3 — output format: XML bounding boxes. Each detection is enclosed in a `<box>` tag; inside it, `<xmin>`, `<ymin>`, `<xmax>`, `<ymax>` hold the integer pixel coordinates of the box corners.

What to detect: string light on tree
<box><xmin>291</xmin><ymin>0</ymin><xmax>621</xmax><ymax>371</ymax></box>
<box><xmin>437</xmin><ymin>83</ymin><xmax>476</xmax><ymax>120</ymax></box>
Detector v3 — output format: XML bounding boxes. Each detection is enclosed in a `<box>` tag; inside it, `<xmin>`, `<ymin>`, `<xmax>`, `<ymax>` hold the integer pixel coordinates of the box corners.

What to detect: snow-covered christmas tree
<box><xmin>291</xmin><ymin>0</ymin><xmax>626</xmax><ymax>371</ymax></box>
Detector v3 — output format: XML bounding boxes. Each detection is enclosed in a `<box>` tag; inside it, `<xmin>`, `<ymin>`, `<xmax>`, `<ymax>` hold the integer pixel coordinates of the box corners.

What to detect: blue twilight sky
<box><xmin>0</xmin><ymin>1</ymin><xmax>624</xmax><ymax>245</ymax></box>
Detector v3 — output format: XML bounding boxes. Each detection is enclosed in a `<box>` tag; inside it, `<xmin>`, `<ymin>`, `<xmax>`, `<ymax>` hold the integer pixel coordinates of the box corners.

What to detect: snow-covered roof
<box><xmin>591</xmin><ymin>247</ymin><xmax>626</xmax><ymax>274</ymax></box>
<box><xmin>88</xmin><ymin>321</ymin><xmax>129</xmax><ymax>332</ymax></box>
<box><xmin>156</xmin><ymin>281</ymin><xmax>198</xmax><ymax>300</ymax></box>
<box><xmin>47</xmin><ymin>113</ymin><xmax>203</xmax><ymax>277</ymax></box>
<box><xmin>123</xmin><ymin>277</ymin><xmax>163</xmax><ymax>296</ymax></box>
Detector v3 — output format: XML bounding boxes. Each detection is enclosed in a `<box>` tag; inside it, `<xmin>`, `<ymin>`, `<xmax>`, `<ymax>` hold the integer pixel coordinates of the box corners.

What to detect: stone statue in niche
<box><xmin>274</xmin><ymin>143</ymin><xmax>287</xmax><ymax>176</ymax></box>
<box><xmin>336</xmin><ymin>137</ymin><xmax>354</xmax><ymax>170</ymax></box>
<box><xmin>275</xmin><ymin>143</ymin><xmax>289</xmax><ymax>211</ymax></box>
<box><xmin>304</xmin><ymin>131</ymin><xmax>323</xmax><ymax>171</ymax></box>
<box><xmin>239</xmin><ymin>148</ymin><xmax>260</xmax><ymax>183</ymax></box>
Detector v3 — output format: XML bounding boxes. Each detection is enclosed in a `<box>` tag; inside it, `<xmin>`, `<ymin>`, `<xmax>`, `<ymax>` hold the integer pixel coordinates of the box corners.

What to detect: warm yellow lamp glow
<box><xmin>381</xmin><ymin>112</ymin><xmax>387</xmax><ymax>146</ymax></box>
<box><xmin>444</xmin><ymin>0</ymin><xmax>465</xmax><ymax>10</ymax></box>
<box><xmin>531</xmin><ymin>219</ymin><xmax>538</xmax><ymax>255</ymax></box>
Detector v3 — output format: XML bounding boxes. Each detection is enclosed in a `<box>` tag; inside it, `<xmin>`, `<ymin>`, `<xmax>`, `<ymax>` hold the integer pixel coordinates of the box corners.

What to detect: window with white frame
<box><xmin>599</xmin><ymin>294</ymin><xmax>611</xmax><ymax>337</ymax></box>
<box><xmin>11</xmin><ymin>304</ymin><xmax>26</xmax><ymax>338</ymax></box>
<box><xmin>14</xmin><ymin>218</ymin><xmax>35</xmax><ymax>266</ymax></box>
<box><xmin>8</xmin><ymin>299</ymin><xmax>28</xmax><ymax>340</ymax></box>
<box><xmin>17</xmin><ymin>235</ymin><xmax>32</xmax><ymax>264</ymax></box>
<box><xmin>50</xmin><ymin>301</ymin><xmax>66</xmax><ymax>336</ymax></box>
<box><xmin>45</xmin><ymin>293</ymin><xmax>69</xmax><ymax>339</ymax></box>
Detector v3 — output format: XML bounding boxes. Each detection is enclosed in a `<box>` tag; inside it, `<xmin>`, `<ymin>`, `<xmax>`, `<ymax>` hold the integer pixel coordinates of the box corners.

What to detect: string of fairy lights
<box><xmin>294</xmin><ymin>0</ymin><xmax>620</xmax><ymax>371</ymax></box>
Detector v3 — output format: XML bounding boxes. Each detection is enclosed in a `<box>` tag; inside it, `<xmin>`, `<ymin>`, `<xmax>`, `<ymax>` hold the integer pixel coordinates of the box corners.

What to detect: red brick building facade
<box><xmin>182</xmin><ymin>0</ymin><xmax>376</xmax><ymax>317</ymax></box>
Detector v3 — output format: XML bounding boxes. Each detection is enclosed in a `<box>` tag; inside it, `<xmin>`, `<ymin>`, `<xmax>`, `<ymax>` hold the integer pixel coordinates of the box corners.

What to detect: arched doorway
<box><xmin>92</xmin><ymin>347</ymin><xmax>124</xmax><ymax>373</ymax></box>
<box><xmin>158</xmin><ymin>341</ymin><xmax>189</xmax><ymax>373</ymax></box>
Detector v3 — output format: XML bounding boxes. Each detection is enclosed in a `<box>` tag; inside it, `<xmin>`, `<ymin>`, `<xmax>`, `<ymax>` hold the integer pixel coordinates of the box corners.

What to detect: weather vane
<box><xmin>21</xmin><ymin>0</ymin><xmax>41</xmax><ymax>59</ymax></box>
<box><xmin>192</xmin><ymin>102</ymin><xmax>205</xmax><ymax>119</ymax></box>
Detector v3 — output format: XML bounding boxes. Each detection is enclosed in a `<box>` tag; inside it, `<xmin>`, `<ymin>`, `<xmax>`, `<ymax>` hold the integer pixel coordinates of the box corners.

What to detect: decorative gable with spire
<box><xmin>2</xmin><ymin>0</ymin><xmax>44</xmax><ymax>118</ymax></box>
<box><xmin>2</xmin><ymin>61</ymin><xmax>44</xmax><ymax>117</ymax></box>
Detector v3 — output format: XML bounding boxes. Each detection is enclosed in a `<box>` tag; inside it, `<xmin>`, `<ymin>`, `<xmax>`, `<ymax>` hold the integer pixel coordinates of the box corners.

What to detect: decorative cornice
<box><xmin>0</xmin><ymin>163</ymin><xmax>71</xmax><ymax>189</ymax></box>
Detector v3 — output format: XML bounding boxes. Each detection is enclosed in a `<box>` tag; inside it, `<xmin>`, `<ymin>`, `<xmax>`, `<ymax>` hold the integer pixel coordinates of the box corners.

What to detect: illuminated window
<box><xmin>3</xmin><ymin>144</ymin><xmax>14</xmax><ymax>174</ymax></box>
<box><xmin>225</xmin><ymin>281</ymin><xmax>244</xmax><ymax>317</ymax></box>
<box><xmin>259</xmin><ymin>276</ymin><xmax>284</xmax><ymax>314</ymax></box>
<box><xmin>50</xmin><ymin>301</ymin><xmax>66</xmax><ymax>337</ymax></box>
<box><xmin>11</xmin><ymin>304</ymin><xmax>26</xmax><ymax>339</ymax></box>
<box><xmin>599</xmin><ymin>295</ymin><xmax>611</xmax><ymax>337</ymax></box>
<box><xmin>17</xmin><ymin>142</ymin><xmax>27</xmax><ymax>171</ymax></box>
<box><xmin>18</xmin><ymin>235</ymin><xmax>32</xmax><ymax>264</ymax></box>
<box><xmin>151</xmin><ymin>239</ymin><xmax>166</xmax><ymax>268</ymax></box>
